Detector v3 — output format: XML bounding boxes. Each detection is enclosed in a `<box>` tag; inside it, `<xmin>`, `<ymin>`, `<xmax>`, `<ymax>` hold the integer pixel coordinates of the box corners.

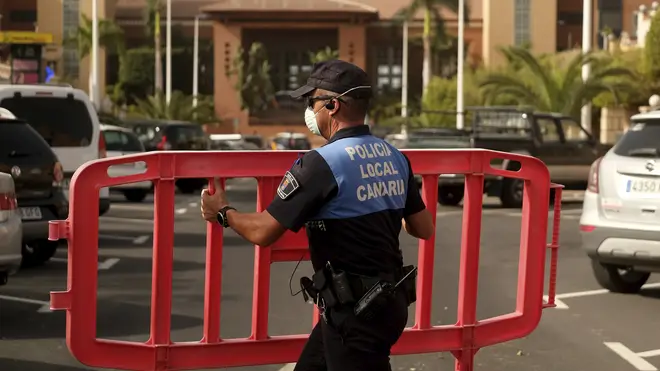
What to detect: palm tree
<box><xmin>478</xmin><ymin>46</ymin><xmax>638</xmax><ymax>120</ymax></box>
<box><xmin>309</xmin><ymin>47</ymin><xmax>339</xmax><ymax>64</ymax></box>
<box><xmin>396</xmin><ymin>0</ymin><xmax>468</xmax><ymax>98</ymax></box>
<box><xmin>134</xmin><ymin>90</ymin><xmax>217</xmax><ymax>123</ymax></box>
<box><xmin>63</xmin><ymin>14</ymin><xmax>125</xmax><ymax>59</ymax></box>
<box><xmin>145</xmin><ymin>0</ymin><xmax>163</xmax><ymax>93</ymax></box>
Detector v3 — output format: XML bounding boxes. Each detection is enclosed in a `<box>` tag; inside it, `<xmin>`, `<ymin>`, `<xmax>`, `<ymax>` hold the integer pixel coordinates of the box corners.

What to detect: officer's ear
<box><xmin>326</xmin><ymin>98</ymin><xmax>340</xmax><ymax>116</ymax></box>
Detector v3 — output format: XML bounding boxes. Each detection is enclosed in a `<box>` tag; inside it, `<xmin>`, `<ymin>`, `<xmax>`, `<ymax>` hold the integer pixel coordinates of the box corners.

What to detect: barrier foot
<box><xmin>50</xmin><ymin>291</ymin><xmax>72</xmax><ymax>311</ymax></box>
<box><xmin>48</xmin><ymin>220</ymin><xmax>69</xmax><ymax>241</ymax></box>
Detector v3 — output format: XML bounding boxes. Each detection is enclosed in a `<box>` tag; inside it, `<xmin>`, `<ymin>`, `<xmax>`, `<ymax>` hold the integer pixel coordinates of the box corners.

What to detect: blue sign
<box><xmin>45</xmin><ymin>66</ymin><xmax>54</xmax><ymax>83</ymax></box>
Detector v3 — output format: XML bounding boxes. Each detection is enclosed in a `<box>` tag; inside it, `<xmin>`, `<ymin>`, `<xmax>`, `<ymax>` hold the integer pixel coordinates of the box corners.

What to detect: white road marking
<box><xmin>0</xmin><ymin>295</ymin><xmax>52</xmax><ymax>313</ymax></box>
<box><xmin>100</xmin><ymin>216</ymin><xmax>153</xmax><ymax>224</ymax></box>
<box><xmin>542</xmin><ymin>282</ymin><xmax>660</xmax><ymax>309</ymax></box>
<box><xmin>638</xmin><ymin>349</ymin><xmax>660</xmax><ymax>358</ymax></box>
<box><xmin>49</xmin><ymin>257</ymin><xmax>120</xmax><ymax>270</ymax></box>
<box><xmin>98</xmin><ymin>258</ymin><xmax>120</xmax><ymax>270</ymax></box>
<box><xmin>605</xmin><ymin>342</ymin><xmax>658</xmax><ymax>371</ymax></box>
<box><xmin>99</xmin><ymin>234</ymin><xmax>140</xmax><ymax>242</ymax></box>
<box><xmin>175</xmin><ymin>207</ymin><xmax>188</xmax><ymax>215</ymax></box>
<box><xmin>188</xmin><ymin>202</ymin><xmax>197</xmax><ymax>207</ymax></box>
<box><xmin>542</xmin><ymin>295</ymin><xmax>569</xmax><ymax>309</ymax></box>
<box><xmin>278</xmin><ymin>363</ymin><xmax>296</xmax><ymax>371</ymax></box>
<box><xmin>132</xmin><ymin>235</ymin><xmax>150</xmax><ymax>244</ymax></box>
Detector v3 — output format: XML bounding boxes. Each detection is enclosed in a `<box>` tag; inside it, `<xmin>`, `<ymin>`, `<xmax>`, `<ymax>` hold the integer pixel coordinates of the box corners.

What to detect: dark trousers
<box><xmin>294</xmin><ymin>290</ymin><xmax>408</xmax><ymax>371</ymax></box>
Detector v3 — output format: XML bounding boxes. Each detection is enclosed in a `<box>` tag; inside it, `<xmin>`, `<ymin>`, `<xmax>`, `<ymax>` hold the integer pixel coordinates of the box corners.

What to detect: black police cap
<box><xmin>290</xmin><ymin>59</ymin><xmax>373</xmax><ymax>100</ymax></box>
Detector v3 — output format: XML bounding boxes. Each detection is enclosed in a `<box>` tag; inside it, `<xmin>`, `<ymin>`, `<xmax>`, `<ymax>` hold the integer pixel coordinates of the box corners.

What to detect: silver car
<box><xmin>580</xmin><ymin>110</ymin><xmax>660</xmax><ymax>293</ymax></box>
<box><xmin>0</xmin><ymin>172</ymin><xmax>23</xmax><ymax>285</ymax></box>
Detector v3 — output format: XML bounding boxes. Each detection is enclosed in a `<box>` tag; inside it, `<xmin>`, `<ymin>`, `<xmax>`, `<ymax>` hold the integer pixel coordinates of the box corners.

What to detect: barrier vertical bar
<box><xmin>148</xmin><ymin>163</ymin><xmax>176</xmax><ymax>367</ymax></box>
<box><xmin>202</xmin><ymin>178</ymin><xmax>224</xmax><ymax>343</ymax></box>
<box><xmin>454</xmin><ymin>172</ymin><xmax>485</xmax><ymax>371</ymax></box>
<box><xmin>251</xmin><ymin>177</ymin><xmax>275</xmax><ymax>340</ymax></box>
<box><xmin>416</xmin><ymin>174</ymin><xmax>438</xmax><ymax>329</ymax></box>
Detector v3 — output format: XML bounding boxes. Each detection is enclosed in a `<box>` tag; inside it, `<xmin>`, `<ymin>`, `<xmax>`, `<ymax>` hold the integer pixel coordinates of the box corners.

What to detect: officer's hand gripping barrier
<box><xmin>48</xmin><ymin>149</ymin><xmax>562</xmax><ymax>371</ymax></box>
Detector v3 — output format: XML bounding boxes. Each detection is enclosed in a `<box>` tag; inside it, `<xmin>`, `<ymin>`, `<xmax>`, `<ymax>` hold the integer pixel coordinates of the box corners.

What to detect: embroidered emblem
<box><xmin>277</xmin><ymin>171</ymin><xmax>300</xmax><ymax>199</ymax></box>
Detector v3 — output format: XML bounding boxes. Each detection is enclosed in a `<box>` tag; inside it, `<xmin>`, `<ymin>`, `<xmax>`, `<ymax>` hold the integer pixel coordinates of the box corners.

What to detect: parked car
<box><xmin>0</xmin><ymin>83</ymin><xmax>110</xmax><ymax>215</ymax></box>
<box><xmin>580</xmin><ymin>109</ymin><xmax>660</xmax><ymax>293</ymax></box>
<box><xmin>270</xmin><ymin>132</ymin><xmax>311</xmax><ymax>150</ymax></box>
<box><xmin>101</xmin><ymin>124</ymin><xmax>152</xmax><ymax>202</ymax></box>
<box><xmin>123</xmin><ymin>119</ymin><xmax>210</xmax><ymax>193</ymax></box>
<box><xmin>210</xmin><ymin>134</ymin><xmax>262</xmax><ymax>150</ymax></box>
<box><xmin>391</xmin><ymin>107</ymin><xmax>611</xmax><ymax>207</ymax></box>
<box><xmin>0</xmin><ymin>108</ymin><xmax>68</xmax><ymax>267</ymax></box>
<box><xmin>0</xmin><ymin>172</ymin><xmax>22</xmax><ymax>285</ymax></box>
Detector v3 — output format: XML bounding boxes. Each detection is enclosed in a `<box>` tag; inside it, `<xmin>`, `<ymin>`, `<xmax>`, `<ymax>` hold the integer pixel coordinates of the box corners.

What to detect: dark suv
<box><xmin>123</xmin><ymin>119</ymin><xmax>210</xmax><ymax>193</ymax></box>
<box><xmin>0</xmin><ymin>115</ymin><xmax>68</xmax><ymax>267</ymax></box>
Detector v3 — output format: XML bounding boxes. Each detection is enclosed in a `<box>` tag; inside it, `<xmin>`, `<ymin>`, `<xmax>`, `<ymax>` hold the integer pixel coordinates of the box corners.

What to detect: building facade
<box><xmin>0</xmin><ymin>0</ymin><xmax>646</xmax><ymax>136</ymax></box>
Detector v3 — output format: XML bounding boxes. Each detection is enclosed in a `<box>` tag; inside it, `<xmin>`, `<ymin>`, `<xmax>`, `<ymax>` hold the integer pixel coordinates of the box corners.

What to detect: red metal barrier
<box><xmin>48</xmin><ymin>149</ymin><xmax>562</xmax><ymax>371</ymax></box>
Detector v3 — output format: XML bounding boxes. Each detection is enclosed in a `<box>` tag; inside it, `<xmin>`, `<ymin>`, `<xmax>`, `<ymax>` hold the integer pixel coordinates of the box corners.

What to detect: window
<box><xmin>62</xmin><ymin>0</ymin><xmax>80</xmax><ymax>78</ymax></box>
<box><xmin>374</xmin><ymin>46</ymin><xmax>403</xmax><ymax>93</ymax></box>
<box><xmin>613</xmin><ymin>120</ymin><xmax>660</xmax><ymax>158</ymax></box>
<box><xmin>558</xmin><ymin>118</ymin><xmax>587</xmax><ymax>142</ymax></box>
<box><xmin>514</xmin><ymin>0</ymin><xmax>531</xmax><ymax>46</ymax></box>
<box><xmin>536</xmin><ymin>118</ymin><xmax>560</xmax><ymax>142</ymax></box>
<box><xmin>0</xmin><ymin>97</ymin><xmax>93</xmax><ymax>147</ymax></box>
<box><xmin>0</xmin><ymin>123</ymin><xmax>52</xmax><ymax>161</ymax></box>
<box><xmin>9</xmin><ymin>10</ymin><xmax>37</xmax><ymax>23</ymax></box>
<box><xmin>103</xmin><ymin>131</ymin><xmax>144</xmax><ymax>152</ymax></box>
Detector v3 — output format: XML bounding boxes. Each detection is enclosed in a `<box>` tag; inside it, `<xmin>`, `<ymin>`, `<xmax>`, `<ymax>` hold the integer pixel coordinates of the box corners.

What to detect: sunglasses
<box><xmin>306</xmin><ymin>95</ymin><xmax>345</xmax><ymax>108</ymax></box>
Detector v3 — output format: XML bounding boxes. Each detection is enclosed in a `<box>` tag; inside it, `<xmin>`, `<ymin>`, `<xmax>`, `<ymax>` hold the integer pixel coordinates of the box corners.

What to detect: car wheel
<box><xmin>591</xmin><ymin>260</ymin><xmax>650</xmax><ymax>293</ymax></box>
<box><xmin>21</xmin><ymin>240</ymin><xmax>59</xmax><ymax>268</ymax></box>
<box><xmin>438</xmin><ymin>185</ymin><xmax>464</xmax><ymax>206</ymax></box>
<box><xmin>123</xmin><ymin>189</ymin><xmax>148</xmax><ymax>203</ymax></box>
<box><xmin>500</xmin><ymin>178</ymin><xmax>524</xmax><ymax>208</ymax></box>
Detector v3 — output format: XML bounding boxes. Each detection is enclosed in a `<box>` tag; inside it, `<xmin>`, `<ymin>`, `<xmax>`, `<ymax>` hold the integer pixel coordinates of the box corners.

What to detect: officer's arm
<box><xmin>402</xmin><ymin>155</ymin><xmax>434</xmax><ymax>240</ymax></box>
<box><xmin>227</xmin><ymin>151</ymin><xmax>337</xmax><ymax>245</ymax></box>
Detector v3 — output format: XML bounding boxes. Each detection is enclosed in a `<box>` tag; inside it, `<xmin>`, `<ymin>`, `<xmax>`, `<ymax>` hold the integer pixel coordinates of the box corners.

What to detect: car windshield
<box><xmin>614</xmin><ymin>119</ymin><xmax>660</xmax><ymax>158</ymax></box>
<box><xmin>0</xmin><ymin>96</ymin><xmax>93</xmax><ymax>147</ymax></box>
<box><xmin>103</xmin><ymin>130</ymin><xmax>144</xmax><ymax>152</ymax></box>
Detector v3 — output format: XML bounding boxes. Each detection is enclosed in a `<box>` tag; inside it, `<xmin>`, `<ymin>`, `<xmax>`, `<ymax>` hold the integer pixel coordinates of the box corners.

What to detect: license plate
<box><xmin>626</xmin><ymin>179</ymin><xmax>660</xmax><ymax>194</ymax></box>
<box><xmin>19</xmin><ymin>207</ymin><xmax>42</xmax><ymax>220</ymax></box>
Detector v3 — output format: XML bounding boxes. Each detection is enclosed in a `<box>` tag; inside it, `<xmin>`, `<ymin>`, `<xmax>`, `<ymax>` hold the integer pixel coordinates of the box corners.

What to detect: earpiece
<box><xmin>324</xmin><ymin>100</ymin><xmax>336</xmax><ymax>110</ymax></box>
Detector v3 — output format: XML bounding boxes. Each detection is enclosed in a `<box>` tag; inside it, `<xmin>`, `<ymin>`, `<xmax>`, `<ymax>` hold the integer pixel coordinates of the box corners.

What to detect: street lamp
<box><xmin>581</xmin><ymin>0</ymin><xmax>593</xmax><ymax>134</ymax></box>
<box><xmin>193</xmin><ymin>13</ymin><xmax>210</xmax><ymax>108</ymax></box>
<box><xmin>456</xmin><ymin>0</ymin><xmax>465</xmax><ymax>130</ymax></box>
<box><xmin>91</xmin><ymin>0</ymin><xmax>100</xmax><ymax>110</ymax></box>
<box><xmin>166</xmin><ymin>0</ymin><xmax>172</xmax><ymax>105</ymax></box>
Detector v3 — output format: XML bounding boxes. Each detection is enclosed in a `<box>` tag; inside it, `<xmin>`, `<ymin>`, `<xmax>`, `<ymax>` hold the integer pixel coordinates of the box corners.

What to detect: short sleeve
<box><xmin>403</xmin><ymin>154</ymin><xmax>426</xmax><ymax>217</ymax></box>
<box><xmin>267</xmin><ymin>150</ymin><xmax>338</xmax><ymax>232</ymax></box>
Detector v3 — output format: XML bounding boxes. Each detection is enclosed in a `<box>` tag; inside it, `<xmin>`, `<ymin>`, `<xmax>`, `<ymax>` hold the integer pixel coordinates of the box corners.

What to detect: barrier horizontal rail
<box><xmin>48</xmin><ymin>149</ymin><xmax>559</xmax><ymax>371</ymax></box>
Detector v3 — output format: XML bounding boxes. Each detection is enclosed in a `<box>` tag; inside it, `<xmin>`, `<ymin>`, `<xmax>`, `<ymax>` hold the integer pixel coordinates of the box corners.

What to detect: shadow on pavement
<box><xmin>15</xmin><ymin>255</ymin><xmax>206</xmax><ymax>276</ymax></box>
<box><xmin>0</xmin><ymin>297</ymin><xmax>202</xmax><ymax>340</ymax></box>
<box><xmin>0</xmin><ymin>359</ymin><xmax>90</xmax><ymax>371</ymax></box>
<box><xmin>97</xmin><ymin>233</ymin><xmax>249</xmax><ymax>249</ymax></box>
<box><xmin>640</xmin><ymin>287</ymin><xmax>660</xmax><ymax>300</ymax></box>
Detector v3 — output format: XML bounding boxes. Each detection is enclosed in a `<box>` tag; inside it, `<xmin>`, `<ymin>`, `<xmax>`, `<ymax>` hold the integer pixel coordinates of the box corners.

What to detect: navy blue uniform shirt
<box><xmin>267</xmin><ymin>125</ymin><xmax>426</xmax><ymax>276</ymax></box>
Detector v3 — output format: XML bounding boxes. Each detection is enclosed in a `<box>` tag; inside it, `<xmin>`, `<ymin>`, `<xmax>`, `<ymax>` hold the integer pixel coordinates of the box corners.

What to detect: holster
<box><xmin>401</xmin><ymin>265</ymin><xmax>417</xmax><ymax>306</ymax></box>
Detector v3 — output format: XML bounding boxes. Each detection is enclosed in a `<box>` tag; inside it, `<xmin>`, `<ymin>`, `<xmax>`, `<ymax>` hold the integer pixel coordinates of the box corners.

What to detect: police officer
<box><xmin>201</xmin><ymin>59</ymin><xmax>434</xmax><ymax>371</ymax></box>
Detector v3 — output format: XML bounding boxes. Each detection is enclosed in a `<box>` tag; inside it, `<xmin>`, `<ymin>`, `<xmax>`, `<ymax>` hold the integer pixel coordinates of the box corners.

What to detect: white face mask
<box><xmin>304</xmin><ymin>107</ymin><xmax>322</xmax><ymax>136</ymax></box>
<box><xmin>303</xmin><ymin>85</ymin><xmax>372</xmax><ymax>136</ymax></box>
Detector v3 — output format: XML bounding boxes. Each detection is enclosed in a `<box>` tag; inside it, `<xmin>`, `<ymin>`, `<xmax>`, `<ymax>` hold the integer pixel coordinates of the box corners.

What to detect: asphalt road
<box><xmin>1</xmin><ymin>180</ymin><xmax>659</xmax><ymax>371</ymax></box>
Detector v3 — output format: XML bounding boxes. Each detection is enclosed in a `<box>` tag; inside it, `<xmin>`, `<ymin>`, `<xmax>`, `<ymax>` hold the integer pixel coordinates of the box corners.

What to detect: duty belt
<box><xmin>299</xmin><ymin>262</ymin><xmax>417</xmax><ymax>320</ymax></box>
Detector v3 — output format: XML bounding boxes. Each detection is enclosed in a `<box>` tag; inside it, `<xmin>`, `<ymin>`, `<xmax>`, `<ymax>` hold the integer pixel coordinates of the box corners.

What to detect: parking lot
<box><xmin>1</xmin><ymin>181</ymin><xmax>659</xmax><ymax>371</ymax></box>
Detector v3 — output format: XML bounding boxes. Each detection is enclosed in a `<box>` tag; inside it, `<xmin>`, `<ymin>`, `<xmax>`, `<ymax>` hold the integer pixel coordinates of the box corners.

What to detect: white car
<box><xmin>101</xmin><ymin>124</ymin><xmax>152</xmax><ymax>202</ymax></box>
<box><xmin>0</xmin><ymin>84</ymin><xmax>110</xmax><ymax>215</ymax></box>
<box><xmin>580</xmin><ymin>109</ymin><xmax>660</xmax><ymax>293</ymax></box>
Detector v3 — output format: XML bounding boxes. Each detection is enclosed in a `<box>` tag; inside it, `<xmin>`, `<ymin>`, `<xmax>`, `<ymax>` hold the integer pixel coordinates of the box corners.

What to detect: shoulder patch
<box><xmin>277</xmin><ymin>171</ymin><xmax>300</xmax><ymax>200</ymax></box>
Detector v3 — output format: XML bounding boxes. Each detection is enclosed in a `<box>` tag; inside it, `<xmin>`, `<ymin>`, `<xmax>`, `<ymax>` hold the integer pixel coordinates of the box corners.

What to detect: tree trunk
<box><xmin>421</xmin><ymin>9</ymin><xmax>432</xmax><ymax>100</ymax></box>
<box><xmin>154</xmin><ymin>8</ymin><xmax>163</xmax><ymax>93</ymax></box>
